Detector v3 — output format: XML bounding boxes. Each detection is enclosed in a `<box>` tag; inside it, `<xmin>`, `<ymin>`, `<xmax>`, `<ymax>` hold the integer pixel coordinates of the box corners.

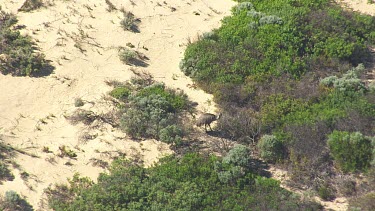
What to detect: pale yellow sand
<box><xmin>0</xmin><ymin>0</ymin><xmax>235</xmax><ymax>209</ymax></box>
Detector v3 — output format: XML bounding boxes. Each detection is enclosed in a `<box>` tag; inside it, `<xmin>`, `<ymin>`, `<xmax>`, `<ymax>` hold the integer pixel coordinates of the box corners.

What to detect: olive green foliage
<box><xmin>120</xmin><ymin>10</ymin><xmax>139</xmax><ymax>32</ymax></box>
<box><xmin>118</xmin><ymin>47</ymin><xmax>137</xmax><ymax>65</ymax></box>
<box><xmin>215</xmin><ymin>145</ymin><xmax>251</xmax><ymax>184</ymax></box>
<box><xmin>0</xmin><ymin>143</ymin><xmax>14</xmax><ymax>182</ymax></box>
<box><xmin>320</xmin><ymin>64</ymin><xmax>367</xmax><ymax>93</ymax></box>
<box><xmin>328</xmin><ymin>131</ymin><xmax>374</xmax><ymax>172</ymax></box>
<box><xmin>180</xmin><ymin>0</ymin><xmax>375</xmax><ymax>192</ymax></box>
<box><xmin>257</xmin><ymin>135</ymin><xmax>284</xmax><ymax>163</ymax></box>
<box><xmin>159</xmin><ymin>125</ymin><xmax>183</xmax><ymax>146</ymax></box>
<box><xmin>46</xmin><ymin>153</ymin><xmax>322</xmax><ymax>210</ymax></box>
<box><xmin>0</xmin><ymin>8</ymin><xmax>51</xmax><ymax>76</ymax></box>
<box><xmin>0</xmin><ymin>190</ymin><xmax>33</xmax><ymax>211</ymax></box>
<box><xmin>116</xmin><ymin>81</ymin><xmax>191</xmax><ymax>145</ymax></box>
<box><xmin>109</xmin><ymin>86</ymin><xmax>131</xmax><ymax>100</ymax></box>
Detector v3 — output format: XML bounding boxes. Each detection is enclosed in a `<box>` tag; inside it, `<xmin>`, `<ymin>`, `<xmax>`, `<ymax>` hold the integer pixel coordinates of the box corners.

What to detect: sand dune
<box><xmin>0</xmin><ymin>0</ymin><xmax>235</xmax><ymax>209</ymax></box>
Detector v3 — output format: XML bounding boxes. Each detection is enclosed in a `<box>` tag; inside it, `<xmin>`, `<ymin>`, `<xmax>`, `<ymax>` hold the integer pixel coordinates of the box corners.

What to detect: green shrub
<box><xmin>121</xmin><ymin>94</ymin><xmax>175</xmax><ymax>138</ymax></box>
<box><xmin>46</xmin><ymin>153</ymin><xmax>321</xmax><ymax>210</ymax></box>
<box><xmin>0</xmin><ymin>8</ymin><xmax>51</xmax><ymax>76</ymax></box>
<box><xmin>0</xmin><ymin>161</ymin><xmax>13</xmax><ymax>181</ymax></box>
<box><xmin>320</xmin><ymin>64</ymin><xmax>367</xmax><ymax>93</ymax></box>
<box><xmin>118</xmin><ymin>48</ymin><xmax>138</xmax><ymax>65</ymax></box>
<box><xmin>0</xmin><ymin>190</ymin><xmax>33</xmax><ymax>211</ymax></box>
<box><xmin>74</xmin><ymin>98</ymin><xmax>84</xmax><ymax>107</ymax></box>
<box><xmin>109</xmin><ymin>86</ymin><xmax>131</xmax><ymax>100</ymax></box>
<box><xmin>257</xmin><ymin>135</ymin><xmax>284</xmax><ymax>163</ymax></box>
<box><xmin>317</xmin><ymin>184</ymin><xmax>335</xmax><ymax>201</ymax></box>
<box><xmin>120</xmin><ymin>11</ymin><xmax>139</xmax><ymax>32</ymax></box>
<box><xmin>222</xmin><ymin>144</ymin><xmax>251</xmax><ymax>167</ymax></box>
<box><xmin>328</xmin><ymin>131</ymin><xmax>373</xmax><ymax>172</ymax></box>
<box><xmin>159</xmin><ymin>125</ymin><xmax>183</xmax><ymax>146</ymax></box>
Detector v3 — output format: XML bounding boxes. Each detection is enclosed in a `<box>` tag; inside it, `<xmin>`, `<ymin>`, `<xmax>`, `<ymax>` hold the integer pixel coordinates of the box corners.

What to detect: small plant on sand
<box><xmin>105</xmin><ymin>0</ymin><xmax>117</xmax><ymax>12</ymax></box>
<box><xmin>0</xmin><ymin>190</ymin><xmax>33</xmax><ymax>211</ymax></box>
<box><xmin>120</xmin><ymin>10</ymin><xmax>139</xmax><ymax>32</ymax></box>
<box><xmin>65</xmin><ymin>109</ymin><xmax>98</xmax><ymax>125</ymax></box>
<box><xmin>119</xmin><ymin>47</ymin><xmax>137</xmax><ymax>64</ymax></box>
<box><xmin>58</xmin><ymin>145</ymin><xmax>77</xmax><ymax>158</ymax></box>
<box><xmin>74</xmin><ymin>97</ymin><xmax>84</xmax><ymax>107</ymax></box>
<box><xmin>42</xmin><ymin>146</ymin><xmax>52</xmax><ymax>153</ymax></box>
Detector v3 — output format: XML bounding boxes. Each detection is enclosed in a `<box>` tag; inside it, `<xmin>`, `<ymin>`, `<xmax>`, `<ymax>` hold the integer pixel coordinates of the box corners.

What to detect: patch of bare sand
<box><xmin>0</xmin><ymin>0</ymin><xmax>235</xmax><ymax>209</ymax></box>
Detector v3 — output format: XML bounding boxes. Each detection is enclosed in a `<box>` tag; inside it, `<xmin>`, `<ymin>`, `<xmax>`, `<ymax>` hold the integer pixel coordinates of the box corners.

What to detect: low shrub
<box><xmin>0</xmin><ymin>190</ymin><xmax>33</xmax><ymax>211</ymax></box>
<box><xmin>328</xmin><ymin>131</ymin><xmax>373</xmax><ymax>172</ymax></box>
<box><xmin>257</xmin><ymin>135</ymin><xmax>284</xmax><ymax>163</ymax></box>
<box><xmin>317</xmin><ymin>184</ymin><xmax>335</xmax><ymax>201</ymax></box>
<box><xmin>120</xmin><ymin>11</ymin><xmax>139</xmax><ymax>32</ymax></box>
<box><xmin>109</xmin><ymin>86</ymin><xmax>131</xmax><ymax>100</ymax></box>
<box><xmin>119</xmin><ymin>81</ymin><xmax>191</xmax><ymax>141</ymax></box>
<box><xmin>0</xmin><ymin>8</ymin><xmax>52</xmax><ymax>76</ymax></box>
<box><xmin>349</xmin><ymin>192</ymin><xmax>375</xmax><ymax>211</ymax></box>
<box><xmin>118</xmin><ymin>48</ymin><xmax>138</xmax><ymax>65</ymax></box>
<box><xmin>159</xmin><ymin>125</ymin><xmax>183</xmax><ymax>146</ymax></box>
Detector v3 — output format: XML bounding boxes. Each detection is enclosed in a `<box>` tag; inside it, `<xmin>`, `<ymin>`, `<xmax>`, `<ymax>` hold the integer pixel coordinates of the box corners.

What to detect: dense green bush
<box><xmin>118</xmin><ymin>47</ymin><xmax>138</xmax><ymax>65</ymax></box>
<box><xmin>159</xmin><ymin>125</ymin><xmax>183</xmax><ymax>146</ymax></box>
<box><xmin>257</xmin><ymin>135</ymin><xmax>284</xmax><ymax>163</ymax></box>
<box><xmin>109</xmin><ymin>86</ymin><xmax>131</xmax><ymax>100</ymax></box>
<box><xmin>180</xmin><ymin>0</ymin><xmax>375</xmax><ymax>193</ymax></box>
<box><xmin>46</xmin><ymin>153</ymin><xmax>322</xmax><ymax>210</ymax></box>
<box><xmin>117</xmin><ymin>81</ymin><xmax>191</xmax><ymax>143</ymax></box>
<box><xmin>0</xmin><ymin>8</ymin><xmax>51</xmax><ymax>76</ymax></box>
<box><xmin>328</xmin><ymin>131</ymin><xmax>374</xmax><ymax>172</ymax></box>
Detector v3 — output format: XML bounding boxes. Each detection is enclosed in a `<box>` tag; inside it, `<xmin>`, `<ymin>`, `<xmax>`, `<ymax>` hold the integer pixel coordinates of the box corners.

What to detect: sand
<box><xmin>0</xmin><ymin>0</ymin><xmax>235</xmax><ymax>209</ymax></box>
<box><xmin>0</xmin><ymin>0</ymin><xmax>374</xmax><ymax>210</ymax></box>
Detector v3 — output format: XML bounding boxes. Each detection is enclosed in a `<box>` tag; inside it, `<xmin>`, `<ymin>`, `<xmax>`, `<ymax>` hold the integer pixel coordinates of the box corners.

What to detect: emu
<box><xmin>196</xmin><ymin>113</ymin><xmax>221</xmax><ymax>132</ymax></box>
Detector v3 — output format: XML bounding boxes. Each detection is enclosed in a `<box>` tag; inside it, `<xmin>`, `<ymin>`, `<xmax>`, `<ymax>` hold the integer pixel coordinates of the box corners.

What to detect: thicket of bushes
<box><xmin>180</xmin><ymin>0</ymin><xmax>375</xmax><ymax>201</ymax></box>
<box><xmin>46</xmin><ymin>147</ymin><xmax>322</xmax><ymax>210</ymax></box>
<box><xmin>0</xmin><ymin>7</ymin><xmax>52</xmax><ymax>76</ymax></box>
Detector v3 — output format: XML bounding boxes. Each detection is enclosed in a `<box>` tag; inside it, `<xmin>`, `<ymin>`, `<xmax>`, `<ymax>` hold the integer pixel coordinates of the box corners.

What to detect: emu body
<box><xmin>196</xmin><ymin>113</ymin><xmax>221</xmax><ymax>132</ymax></box>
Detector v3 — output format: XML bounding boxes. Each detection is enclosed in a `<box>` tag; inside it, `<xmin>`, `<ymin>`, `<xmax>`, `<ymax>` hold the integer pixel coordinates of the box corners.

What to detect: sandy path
<box><xmin>0</xmin><ymin>0</ymin><xmax>235</xmax><ymax>209</ymax></box>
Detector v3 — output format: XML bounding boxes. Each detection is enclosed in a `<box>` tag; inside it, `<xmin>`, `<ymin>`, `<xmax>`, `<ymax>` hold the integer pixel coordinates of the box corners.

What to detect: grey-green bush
<box><xmin>257</xmin><ymin>135</ymin><xmax>284</xmax><ymax>163</ymax></box>
<box><xmin>328</xmin><ymin>131</ymin><xmax>373</xmax><ymax>172</ymax></box>
<box><xmin>159</xmin><ymin>125</ymin><xmax>183</xmax><ymax>146</ymax></box>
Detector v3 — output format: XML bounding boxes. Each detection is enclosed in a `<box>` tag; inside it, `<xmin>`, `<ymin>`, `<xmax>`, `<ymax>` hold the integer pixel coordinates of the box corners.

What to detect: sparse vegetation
<box><xmin>0</xmin><ymin>142</ymin><xmax>14</xmax><ymax>182</ymax></box>
<box><xmin>18</xmin><ymin>0</ymin><xmax>43</xmax><ymax>12</ymax></box>
<box><xmin>0</xmin><ymin>190</ymin><xmax>33</xmax><ymax>211</ymax></box>
<box><xmin>0</xmin><ymin>7</ymin><xmax>52</xmax><ymax>76</ymax></box>
<box><xmin>74</xmin><ymin>98</ymin><xmax>84</xmax><ymax>107</ymax></box>
<box><xmin>120</xmin><ymin>10</ymin><xmax>139</xmax><ymax>32</ymax></box>
<box><xmin>118</xmin><ymin>47</ymin><xmax>138</xmax><ymax>65</ymax></box>
<box><xmin>58</xmin><ymin>145</ymin><xmax>77</xmax><ymax>158</ymax></box>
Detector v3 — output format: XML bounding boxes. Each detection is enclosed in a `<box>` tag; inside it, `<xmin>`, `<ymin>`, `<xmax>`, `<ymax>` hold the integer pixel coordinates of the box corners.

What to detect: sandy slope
<box><xmin>0</xmin><ymin>0</ymin><xmax>235</xmax><ymax>209</ymax></box>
